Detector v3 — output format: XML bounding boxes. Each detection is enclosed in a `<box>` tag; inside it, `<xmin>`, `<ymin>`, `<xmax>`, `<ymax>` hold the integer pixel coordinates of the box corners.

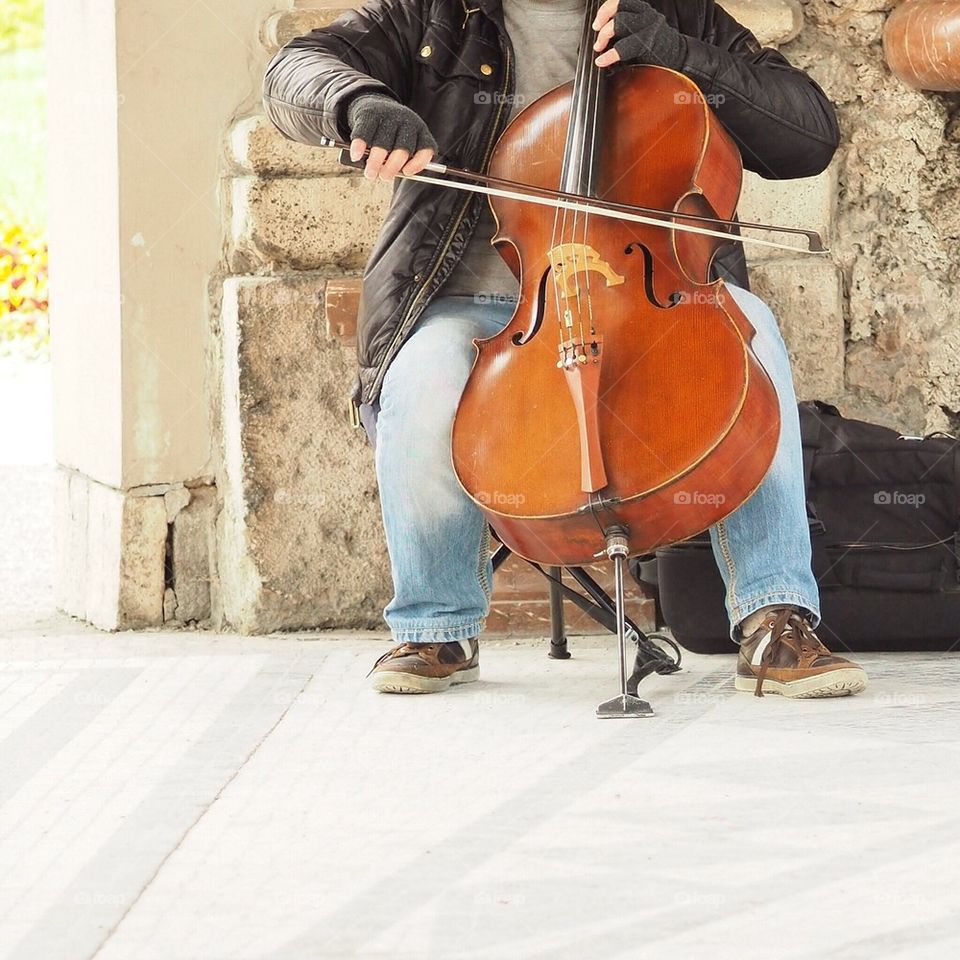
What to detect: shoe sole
<box><xmin>370</xmin><ymin>665</ymin><xmax>480</xmax><ymax>694</ymax></box>
<box><xmin>735</xmin><ymin>667</ymin><xmax>867</xmax><ymax>699</ymax></box>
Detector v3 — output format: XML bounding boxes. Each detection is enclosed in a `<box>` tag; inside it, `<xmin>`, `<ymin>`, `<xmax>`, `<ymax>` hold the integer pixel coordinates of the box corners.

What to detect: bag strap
<box><xmin>800</xmin><ymin>401</ymin><xmax>832</xmax><ymax>539</ymax></box>
<box><xmin>955</xmin><ymin>441</ymin><xmax>960</xmax><ymax>584</ymax></box>
<box><xmin>800</xmin><ymin>400</ymin><xmax>840</xmax><ymax>490</ymax></box>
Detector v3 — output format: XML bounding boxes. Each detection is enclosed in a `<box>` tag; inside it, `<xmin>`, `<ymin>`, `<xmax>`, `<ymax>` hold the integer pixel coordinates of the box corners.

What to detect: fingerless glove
<box><xmin>610</xmin><ymin>0</ymin><xmax>686</xmax><ymax>68</ymax></box>
<box><xmin>346</xmin><ymin>94</ymin><xmax>438</xmax><ymax>155</ymax></box>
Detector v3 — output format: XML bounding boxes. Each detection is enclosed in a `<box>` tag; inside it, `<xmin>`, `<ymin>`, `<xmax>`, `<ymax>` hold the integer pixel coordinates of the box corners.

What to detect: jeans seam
<box><xmin>393</xmin><ymin>620</ymin><xmax>485</xmax><ymax>644</ymax></box>
<box><xmin>477</xmin><ymin>523</ymin><xmax>492</xmax><ymax>603</ymax></box>
<box><xmin>716</xmin><ymin>518</ymin><xmax>738</xmax><ymax>618</ymax></box>
<box><xmin>731</xmin><ymin>591</ymin><xmax>816</xmax><ymax>615</ymax></box>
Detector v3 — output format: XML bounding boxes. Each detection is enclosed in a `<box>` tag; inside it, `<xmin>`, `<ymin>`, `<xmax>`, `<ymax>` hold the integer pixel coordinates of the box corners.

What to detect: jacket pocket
<box><xmin>415</xmin><ymin>23</ymin><xmax>502</xmax><ymax>83</ymax></box>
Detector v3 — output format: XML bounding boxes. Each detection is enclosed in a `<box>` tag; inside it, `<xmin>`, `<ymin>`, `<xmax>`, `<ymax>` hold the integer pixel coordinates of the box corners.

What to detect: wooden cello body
<box><xmin>451</xmin><ymin>65</ymin><xmax>781</xmax><ymax>566</ymax></box>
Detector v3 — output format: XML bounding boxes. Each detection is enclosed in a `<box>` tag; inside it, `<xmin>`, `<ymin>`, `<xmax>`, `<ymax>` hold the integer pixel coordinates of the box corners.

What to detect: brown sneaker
<box><xmin>367</xmin><ymin>639</ymin><xmax>480</xmax><ymax>694</ymax></box>
<box><xmin>735</xmin><ymin>607</ymin><xmax>867</xmax><ymax>698</ymax></box>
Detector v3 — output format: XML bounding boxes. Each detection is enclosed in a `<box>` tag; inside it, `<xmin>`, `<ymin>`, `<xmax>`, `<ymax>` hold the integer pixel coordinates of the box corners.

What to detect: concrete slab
<box><xmin>1</xmin><ymin>632</ymin><xmax>958</xmax><ymax>959</ymax></box>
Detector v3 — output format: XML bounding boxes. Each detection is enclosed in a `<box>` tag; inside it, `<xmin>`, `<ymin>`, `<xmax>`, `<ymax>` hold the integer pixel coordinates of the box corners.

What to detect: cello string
<box><xmin>552</xmin><ymin>7</ymin><xmax>583</xmax><ymax>358</ymax></box>
<box><xmin>548</xmin><ymin>161</ymin><xmax>568</xmax><ymax>344</ymax></box>
<box><xmin>548</xmin><ymin>50</ymin><xmax>572</xmax><ymax>347</ymax></box>
<box><xmin>582</xmin><ymin>0</ymin><xmax>603</xmax><ymax>339</ymax></box>
<box><xmin>567</xmin><ymin>1</ymin><xmax>594</xmax><ymax>354</ymax></box>
<box><xmin>564</xmin><ymin>3</ymin><xmax>595</xmax><ymax>353</ymax></box>
<box><xmin>572</xmin><ymin>5</ymin><xmax>592</xmax><ymax>352</ymax></box>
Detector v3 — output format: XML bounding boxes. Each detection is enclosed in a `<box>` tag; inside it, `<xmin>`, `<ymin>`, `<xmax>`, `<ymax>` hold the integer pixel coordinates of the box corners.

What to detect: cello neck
<box><xmin>561</xmin><ymin>0</ymin><xmax>607</xmax><ymax>197</ymax></box>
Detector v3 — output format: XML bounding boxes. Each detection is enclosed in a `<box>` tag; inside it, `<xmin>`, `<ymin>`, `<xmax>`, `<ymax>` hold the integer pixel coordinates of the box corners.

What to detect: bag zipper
<box><xmin>358</xmin><ymin>35</ymin><xmax>514</xmax><ymax>414</ymax></box>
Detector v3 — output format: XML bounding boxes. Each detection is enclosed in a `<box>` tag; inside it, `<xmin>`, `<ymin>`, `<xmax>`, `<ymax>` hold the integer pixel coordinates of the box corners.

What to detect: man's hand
<box><xmin>592</xmin><ymin>0</ymin><xmax>685</xmax><ymax>69</ymax></box>
<box><xmin>346</xmin><ymin>94</ymin><xmax>438</xmax><ymax>180</ymax></box>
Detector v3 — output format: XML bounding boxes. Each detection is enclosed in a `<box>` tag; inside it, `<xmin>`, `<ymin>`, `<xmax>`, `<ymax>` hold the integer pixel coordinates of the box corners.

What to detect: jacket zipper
<box><xmin>362</xmin><ymin>36</ymin><xmax>514</xmax><ymax>409</ymax></box>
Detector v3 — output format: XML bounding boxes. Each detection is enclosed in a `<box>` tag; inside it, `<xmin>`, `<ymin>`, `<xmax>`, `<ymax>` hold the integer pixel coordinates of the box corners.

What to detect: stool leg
<box><xmin>596</xmin><ymin>528</ymin><xmax>654</xmax><ymax>719</ymax></box>
<box><xmin>547</xmin><ymin>567</ymin><xmax>571</xmax><ymax>659</ymax></box>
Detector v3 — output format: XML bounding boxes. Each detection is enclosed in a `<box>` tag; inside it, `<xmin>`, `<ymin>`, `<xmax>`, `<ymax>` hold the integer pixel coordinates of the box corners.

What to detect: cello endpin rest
<box><xmin>596</xmin><ymin>694</ymin><xmax>654</xmax><ymax>719</ymax></box>
<box><xmin>596</xmin><ymin>527</ymin><xmax>654</xmax><ymax>719</ymax></box>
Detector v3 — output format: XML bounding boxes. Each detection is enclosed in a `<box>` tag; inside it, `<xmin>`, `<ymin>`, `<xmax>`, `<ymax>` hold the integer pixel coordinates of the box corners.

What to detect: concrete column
<box><xmin>47</xmin><ymin>0</ymin><xmax>279</xmax><ymax>630</ymax></box>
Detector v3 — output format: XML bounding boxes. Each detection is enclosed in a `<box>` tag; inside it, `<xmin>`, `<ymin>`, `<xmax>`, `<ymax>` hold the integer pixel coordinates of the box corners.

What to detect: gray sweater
<box><xmin>439</xmin><ymin>0</ymin><xmax>586</xmax><ymax>299</ymax></box>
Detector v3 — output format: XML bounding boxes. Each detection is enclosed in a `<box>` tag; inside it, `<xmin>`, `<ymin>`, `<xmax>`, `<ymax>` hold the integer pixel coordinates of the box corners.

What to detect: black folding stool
<box><xmin>490</xmin><ymin>541</ymin><xmax>681</xmax><ymax>701</ymax></box>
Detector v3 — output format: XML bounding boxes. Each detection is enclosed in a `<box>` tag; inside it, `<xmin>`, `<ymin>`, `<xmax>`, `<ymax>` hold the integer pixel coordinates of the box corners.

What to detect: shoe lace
<box><xmin>365</xmin><ymin>642</ymin><xmax>439</xmax><ymax>678</ymax></box>
<box><xmin>754</xmin><ymin>609</ymin><xmax>829</xmax><ymax>698</ymax></box>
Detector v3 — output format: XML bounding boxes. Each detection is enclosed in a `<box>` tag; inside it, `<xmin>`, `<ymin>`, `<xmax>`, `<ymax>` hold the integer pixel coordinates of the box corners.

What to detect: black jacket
<box><xmin>262</xmin><ymin>0</ymin><xmax>840</xmax><ymax>407</ymax></box>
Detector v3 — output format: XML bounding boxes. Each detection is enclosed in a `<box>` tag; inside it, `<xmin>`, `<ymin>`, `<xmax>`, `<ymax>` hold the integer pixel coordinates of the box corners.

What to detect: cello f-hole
<box><xmin>511</xmin><ymin>268</ymin><xmax>552</xmax><ymax>345</ymax></box>
<box><xmin>624</xmin><ymin>241</ymin><xmax>682</xmax><ymax>309</ymax></box>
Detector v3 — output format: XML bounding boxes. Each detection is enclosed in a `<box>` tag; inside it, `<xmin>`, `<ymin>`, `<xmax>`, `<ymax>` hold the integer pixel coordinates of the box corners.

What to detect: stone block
<box><xmin>117</xmin><ymin>492</ymin><xmax>168</xmax><ymax>629</ymax></box>
<box><xmin>261</xmin><ymin>7</ymin><xmax>353</xmax><ymax>50</ymax></box>
<box><xmin>218</xmin><ymin>274</ymin><xmax>391</xmax><ymax>634</ymax></box>
<box><xmin>163</xmin><ymin>587</ymin><xmax>177</xmax><ymax>622</ymax></box>
<box><xmin>230</xmin><ymin>115</ymin><xmax>349</xmax><ymax>178</ymax></box>
<box><xmin>325</xmin><ymin>278</ymin><xmax>362</xmax><ymax>344</ymax></box>
<box><xmin>230</xmin><ymin>176</ymin><xmax>391</xmax><ymax>271</ymax></box>
<box><xmin>170</xmin><ymin>485</ymin><xmax>218</xmax><ymax>624</ymax></box>
<box><xmin>269</xmin><ymin>3</ymin><xmax>802</xmax><ymax>53</ymax></box>
<box><xmin>738</xmin><ymin>164</ymin><xmax>838</xmax><ymax>261</ymax></box>
<box><xmin>718</xmin><ymin>0</ymin><xmax>804</xmax><ymax>46</ymax></box>
<box><xmin>746</xmin><ymin>257</ymin><xmax>845</xmax><ymax>401</ymax></box>
<box><xmin>56</xmin><ymin>469</ymin><xmax>167</xmax><ymax>630</ymax></box>
<box><xmin>163</xmin><ymin>484</ymin><xmax>191</xmax><ymax>522</ymax></box>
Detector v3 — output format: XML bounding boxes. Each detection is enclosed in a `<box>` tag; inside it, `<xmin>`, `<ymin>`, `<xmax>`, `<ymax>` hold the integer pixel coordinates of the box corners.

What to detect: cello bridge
<box><xmin>548</xmin><ymin>243</ymin><xmax>625</xmax><ymax>300</ymax></box>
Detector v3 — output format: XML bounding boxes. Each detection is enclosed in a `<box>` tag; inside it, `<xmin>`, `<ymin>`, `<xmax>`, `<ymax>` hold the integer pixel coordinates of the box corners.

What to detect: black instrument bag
<box><xmin>632</xmin><ymin>401</ymin><xmax>960</xmax><ymax>653</ymax></box>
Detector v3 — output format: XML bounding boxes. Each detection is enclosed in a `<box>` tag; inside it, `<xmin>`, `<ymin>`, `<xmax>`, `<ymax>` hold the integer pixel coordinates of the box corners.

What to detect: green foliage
<box><xmin>0</xmin><ymin>211</ymin><xmax>49</xmax><ymax>359</ymax></box>
<box><xmin>0</xmin><ymin>3</ymin><xmax>48</xmax><ymax>356</ymax></box>
<box><xmin>0</xmin><ymin>46</ymin><xmax>46</xmax><ymax>229</ymax></box>
<box><xmin>0</xmin><ymin>0</ymin><xmax>44</xmax><ymax>53</ymax></box>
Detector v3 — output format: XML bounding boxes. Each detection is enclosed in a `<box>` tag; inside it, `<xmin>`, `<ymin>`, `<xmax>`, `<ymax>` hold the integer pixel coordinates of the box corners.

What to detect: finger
<box><xmin>592</xmin><ymin>0</ymin><xmax>619</xmax><ymax>32</ymax></box>
<box><xmin>378</xmin><ymin>147</ymin><xmax>410</xmax><ymax>181</ymax></box>
<box><xmin>402</xmin><ymin>147</ymin><xmax>435</xmax><ymax>176</ymax></box>
<box><xmin>595</xmin><ymin>48</ymin><xmax>621</xmax><ymax>69</ymax></box>
<box><xmin>593</xmin><ymin>20</ymin><xmax>616</xmax><ymax>52</ymax></box>
<box><xmin>349</xmin><ymin>138</ymin><xmax>367</xmax><ymax>163</ymax></box>
<box><xmin>364</xmin><ymin>145</ymin><xmax>389</xmax><ymax>180</ymax></box>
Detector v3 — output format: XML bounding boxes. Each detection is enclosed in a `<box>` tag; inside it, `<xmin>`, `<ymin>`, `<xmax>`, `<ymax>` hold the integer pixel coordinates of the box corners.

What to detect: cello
<box><xmin>322</xmin><ymin>1</ymin><xmax>826</xmax><ymax>716</ymax></box>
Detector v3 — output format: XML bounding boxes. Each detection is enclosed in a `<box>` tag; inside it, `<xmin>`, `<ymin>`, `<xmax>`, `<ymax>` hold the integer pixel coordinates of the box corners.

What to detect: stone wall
<box><xmin>784</xmin><ymin>0</ymin><xmax>960</xmax><ymax>435</ymax></box>
<box><xmin>213</xmin><ymin>0</ymin><xmax>959</xmax><ymax>635</ymax></box>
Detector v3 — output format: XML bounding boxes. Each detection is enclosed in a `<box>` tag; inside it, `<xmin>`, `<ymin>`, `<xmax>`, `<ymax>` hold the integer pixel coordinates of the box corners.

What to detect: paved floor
<box><xmin>2</xmin><ymin>631</ymin><xmax>959</xmax><ymax>960</ymax></box>
<box><xmin>4</xmin><ymin>355</ymin><xmax>960</xmax><ymax>958</ymax></box>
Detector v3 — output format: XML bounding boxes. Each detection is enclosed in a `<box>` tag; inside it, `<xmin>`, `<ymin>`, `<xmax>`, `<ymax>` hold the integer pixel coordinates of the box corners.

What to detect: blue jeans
<box><xmin>366</xmin><ymin>285</ymin><xmax>820</xmax><ymax>644</ymax></box>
